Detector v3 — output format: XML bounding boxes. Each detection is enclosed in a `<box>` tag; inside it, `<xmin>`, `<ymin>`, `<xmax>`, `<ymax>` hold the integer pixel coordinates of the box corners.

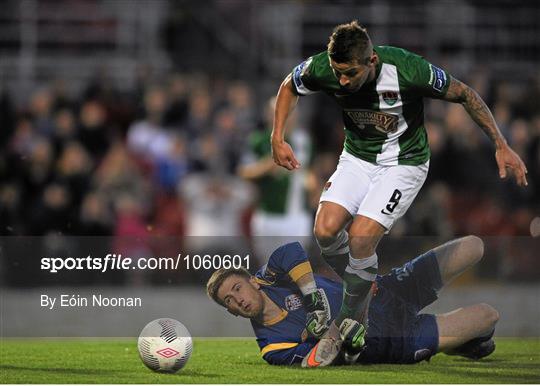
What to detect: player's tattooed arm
<box><xmin>440</xmin><ymin>76</ymin><xmax>528</xmax><ymax>187</ymax></box>
<box><xmin>442</xmin><ymin>77</ymin><xmax>504</xmax><ymax>146</ymax></box>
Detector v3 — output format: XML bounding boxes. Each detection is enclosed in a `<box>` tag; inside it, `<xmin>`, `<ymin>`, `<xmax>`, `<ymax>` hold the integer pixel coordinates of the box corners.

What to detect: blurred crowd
<box><xmin>0</xmin><ymin>73</ymin><xmax>256</xmax><ymax>240</ymax></box>
<box><xmin>0</xmin><ymin>66</ymin><xmax>538</xmax><ymax>283</ymax></box>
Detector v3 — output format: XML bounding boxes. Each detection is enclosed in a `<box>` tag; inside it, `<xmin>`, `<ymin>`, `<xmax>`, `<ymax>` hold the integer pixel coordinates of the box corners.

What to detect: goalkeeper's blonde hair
<box><xmin>206</xmin><ymin>267</ymin><xmax>251</xmax><ymax>307</ymax></box>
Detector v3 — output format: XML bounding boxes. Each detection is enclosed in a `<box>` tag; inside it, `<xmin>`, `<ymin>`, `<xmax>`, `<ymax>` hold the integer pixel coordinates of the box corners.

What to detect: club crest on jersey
<box><xmin>284</xmin><ymin>294</ymin><xmax>303</xmax><ymax>311</ymax></box>
<box><xmin>345</xmin><ymin>109</ymin><xmax>399</xmax><ymax>134</ymax></box>
<box><xmin>382</xmin><ymin>91</ymin><xmax>399</xmax><ymax>106</ymax></box>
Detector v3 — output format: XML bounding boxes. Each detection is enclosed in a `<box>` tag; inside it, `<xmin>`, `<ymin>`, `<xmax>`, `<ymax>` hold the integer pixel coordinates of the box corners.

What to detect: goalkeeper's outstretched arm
<box><xmin>263</xmin><ymin>242</ymin><xmax>331</xmax><ymax>337</ymax></box>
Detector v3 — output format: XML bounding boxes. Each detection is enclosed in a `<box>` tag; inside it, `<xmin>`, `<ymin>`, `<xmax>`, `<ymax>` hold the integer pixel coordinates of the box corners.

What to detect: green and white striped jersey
<box><xmin>291</xmin><ymin>46</ymin><xmax>450</xmax><ymax>166</ymax></box>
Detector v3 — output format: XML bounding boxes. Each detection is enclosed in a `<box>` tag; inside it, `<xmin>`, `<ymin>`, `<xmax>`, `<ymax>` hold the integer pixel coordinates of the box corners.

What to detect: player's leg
<box><xmin>314</xmin><ymin>216</ymin><xmax>384</xmax><ymax>367</ymax></box>
<box><xmin>313</xmin><ymin>201</ymin><xmax>352</xmax><ymax>277</ymax></box>
<box><xmin>436</xmin><ymin>303</ymin><xmax>499</xmax><ymax>354</ymax></box>
<box><xmin>314</xmin><ymin>152</ymin><xmax>371</xmax><ymax>277</ymax></box>
<box><xmin>335</xmin><ymin>215</ymin><xmax>385</xmax><ymax>325</ymax></box>
<box><xmin>305</xmin><ymin>154</ymin><xmax>373</xmax><ymax>367</ymax></box>
<box><xmin>338</xmin><ymin>161</ymin><xmax>429</xmax><ymax>325</ymax></box>
<box><xmin>432</xmin><ymin>235</ymin><xmax>484</xmax><ymax>287</ymax></box>
<box><xmin>305</xmin><ymin>162</ymin><xmax>429</xmax><ymax>368</ymax></box>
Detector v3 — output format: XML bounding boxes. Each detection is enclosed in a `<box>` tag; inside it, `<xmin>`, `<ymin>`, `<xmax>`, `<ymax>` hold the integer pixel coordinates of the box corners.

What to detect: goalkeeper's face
<box><xmin>217</xmin><ymin>274</ymin><xmax>265</xmax><ymax>319</ymax></box>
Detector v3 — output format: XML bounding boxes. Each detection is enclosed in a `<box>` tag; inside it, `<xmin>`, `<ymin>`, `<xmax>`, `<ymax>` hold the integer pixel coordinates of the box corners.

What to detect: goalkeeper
<box><xmin>206</xmin><ymin>237</ymin><xmax>498</xmax><ymax>366</ymax></box>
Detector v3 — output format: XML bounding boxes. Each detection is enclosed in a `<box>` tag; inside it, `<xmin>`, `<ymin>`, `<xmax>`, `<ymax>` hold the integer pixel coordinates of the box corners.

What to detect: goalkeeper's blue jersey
<box><xmin>251</xmin><ymin>242</ymin><xmax>344</xmax><ymax>365</ymax></box>
<box><xmin>252</xmin><ymin>242</ymin><xmax>441</xmax><ymax>365</ymax></box>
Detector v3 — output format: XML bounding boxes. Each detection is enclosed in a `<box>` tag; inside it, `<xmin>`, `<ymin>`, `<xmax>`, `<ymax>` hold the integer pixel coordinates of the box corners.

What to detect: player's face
<box><xmin>330</xmin><ymin>54</ymin><xmax>376</xmax><ymax>93</ymax></box>
<box><xmin>217</xmin><ymin>275</ymin><xmax>264</xmax><ymax>319</ymax></box>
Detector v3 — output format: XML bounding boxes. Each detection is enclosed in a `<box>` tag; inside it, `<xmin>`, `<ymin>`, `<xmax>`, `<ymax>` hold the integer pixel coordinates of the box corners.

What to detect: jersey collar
<box><xmin>263</xmin><ymin>308</ymin><xmax>288</xmax><ymax>326</ymax></box>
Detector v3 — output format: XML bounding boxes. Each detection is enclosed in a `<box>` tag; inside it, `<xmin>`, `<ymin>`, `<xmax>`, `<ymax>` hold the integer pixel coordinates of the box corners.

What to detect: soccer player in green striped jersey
<box><xmin>271</xmin><ymin>20</ymin><xmax>527</xmax><ymax>367</ymax></box>
<box><xmin>238</xmin><ymin>97</ymin><xmax>313</xmax><ymax>261</ymax></box>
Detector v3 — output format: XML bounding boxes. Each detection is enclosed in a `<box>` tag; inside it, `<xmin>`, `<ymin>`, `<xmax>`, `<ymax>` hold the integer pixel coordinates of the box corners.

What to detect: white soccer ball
<box><xmin>137</xmin><ymin>318</ymin><xmax>193</xmax><ymax>373</ymax></box>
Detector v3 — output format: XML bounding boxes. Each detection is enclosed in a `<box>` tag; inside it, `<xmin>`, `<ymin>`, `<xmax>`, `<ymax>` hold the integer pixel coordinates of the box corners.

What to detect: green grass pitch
<box><xmin>1</xmin><ymin>338</ymin><xmax>539</xmax><ymax>383</ymax></box>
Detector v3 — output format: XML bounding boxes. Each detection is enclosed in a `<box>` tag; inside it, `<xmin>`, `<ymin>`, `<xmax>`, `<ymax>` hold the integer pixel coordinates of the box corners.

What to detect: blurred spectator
<box><xmin>180</xmin><ymin>173</ymin><xmax>252</xmax><ymax>238</ymax></box>
<box><xmin>9</xmin><ymin>117</ymin><xmax>39</xmax><ymax>158</ymax></box>
<box><xmin>28</xmin><ymin>183</ymin><xmax>73</xmax><ymax>235</ymax></box>
<box><xmin>154</xmin><ymin>134</ymin><xmax>189</xmax><ymax>193</ymax></box>
<box><xmin>226</xmin><ymin>81</ymin><xmax>255</xmax><ymax>135</ymax></box>
<box><xmin>508</xmin><ymin>119</ymin><xmax>530</xmax><ymax>159</ymax></box>
<box><xmin>0</xmin><ymin>184</ymin><xmax>22</xmax><ymax>235</ymax></box>
<box><xmin>78</xmin><ymin>100</ymin><xmax>110</xmax><ymax>159</ymax></box>
<box><xmin>113</xmin><ymin>193</ymin><xmax>149</xmax><ymax>239</ymax></box>
<box><xmin>56</xmin><ymin>141</ymin><xmax>93</xmax><ymax>207</ymax></box>
<box><xmin>127</xmin><ymin>86</ymin><xmax>171</xmax><ymax>161</ymax></box>
<box><xmin>185</xmin><ymin>90</ymin><xmax>212</xmax><ymax>136</ymax></box>
<box><xmin>213</xmin><ymin>107</ymin><xmax>244</xmax><ymax>173</ymax></box>
<box><xmin>163</xmin><ymin>74</ymin><xmax>189</xmax><ymax>127</ymax></box>
<box><xmin>404</xmin><ymin>183</ymin><xmax>453</xmax><ymax>238</ymax></box>
<box><xmin>0</xmin><ymin>90</ymin><xmax>15</xmax><ymax>148</ymax></box>
<box><xmin>52</xmin><ymin>108</ymin><xmax>78</xmax><ymax>155</ymax></box>
<box><xmin>190</xmin><ymin>132</ymin><xmax>227</xmax><ymax>173</ymax></box>
<box><xmin>77</xmin><ymin>192</ymin><xmax>113</xmax><ymax>235</ymax></box>
<box><xmin>150</xmin><ymin>193</ymin><xmax>186</xmax><ymax>238</ymax></box>
<box><xmin>20</xmin><ymin>138</ymin><xmax>55</xmax><ymax>207</ymax></box>
<box><xmin>529</xmin><ymin>116</ymin><xmax>540</xmax><ymax>204</ymax></box>
<box><xmin>93</xmin><ymin>142</ymin><xmax>150</xmax><ymax>208</ymax></box>
<box><xmin>29</xmin><ymin>89</ymin><xmax>55</xmax><ymax>136</ymax></box>
<box><xmin>112</xmin><ymin>193</ymin><xmax>151</xmax><ymax>286</ymax></box>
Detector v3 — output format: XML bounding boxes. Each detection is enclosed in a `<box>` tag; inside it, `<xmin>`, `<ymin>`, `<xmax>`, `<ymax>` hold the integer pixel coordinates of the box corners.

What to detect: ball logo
<box><xmin>156</xmin><ymin>347</ymin><xmax>180</xmax><ymax>358</ymax></box>
<box><xmin>138</xmin><ymin>319</ymin><xmax>192</xmax><ymax>373</ymax></box>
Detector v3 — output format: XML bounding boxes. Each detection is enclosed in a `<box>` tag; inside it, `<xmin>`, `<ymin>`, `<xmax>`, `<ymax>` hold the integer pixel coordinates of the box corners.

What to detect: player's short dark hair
<box><xmin>327</xmin><ymin>20</ymin><xmax>372</xmax><ymax>64</ymax></box>
<box><xmin>206</xmin><ymin>267</ymin><xmax>251</xmax><ymax>307</ymax></box>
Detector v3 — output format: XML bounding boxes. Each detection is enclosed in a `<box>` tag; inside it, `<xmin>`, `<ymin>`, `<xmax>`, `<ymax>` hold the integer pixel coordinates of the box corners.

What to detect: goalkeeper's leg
<box><xmin>433</xmin><ymin>237</ymin><xmax>498</xmax><ymax>359</ymax></box>
<box><xmin>433</xmin><ymin>235</ymin><xmax>485</xmax><ymax>287</ymax></box>
<box><xmin>437</xmin><ymin>303</ymin><xmax>499</xmax><ymax>356</ymax></box>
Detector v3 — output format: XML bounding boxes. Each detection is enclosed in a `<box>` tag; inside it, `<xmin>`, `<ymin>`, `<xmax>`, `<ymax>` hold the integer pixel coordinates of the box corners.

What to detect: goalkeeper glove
<box><xmin>303</xmin><ymin>288</ymin><xmax>331</xmax><ymax>338</ymax></box>
<box><xmin>339</xmin><ymin>318</ymin><xmax>366</xmax><ymax>364</ymax></box>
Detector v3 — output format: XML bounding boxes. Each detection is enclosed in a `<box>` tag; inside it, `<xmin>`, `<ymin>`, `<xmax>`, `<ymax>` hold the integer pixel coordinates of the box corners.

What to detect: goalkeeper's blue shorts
<box><xmin>360</xmin><ymin>250</ymin><xmax>443</xmax><ymax>364</ymax></box>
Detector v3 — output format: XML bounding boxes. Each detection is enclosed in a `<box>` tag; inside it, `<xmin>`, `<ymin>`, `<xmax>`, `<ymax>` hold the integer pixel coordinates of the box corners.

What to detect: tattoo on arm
<box><xmin>442</xmin><ymin>77</ymin><xmax>506</xmax><ymax>148</ymax></box>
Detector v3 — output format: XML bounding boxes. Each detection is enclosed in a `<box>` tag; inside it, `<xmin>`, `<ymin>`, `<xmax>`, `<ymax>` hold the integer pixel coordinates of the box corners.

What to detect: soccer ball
<box><xmin>137</xmin><ymin>318</ymin><xmax>193</xmax><ymax>373</ymax></box>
